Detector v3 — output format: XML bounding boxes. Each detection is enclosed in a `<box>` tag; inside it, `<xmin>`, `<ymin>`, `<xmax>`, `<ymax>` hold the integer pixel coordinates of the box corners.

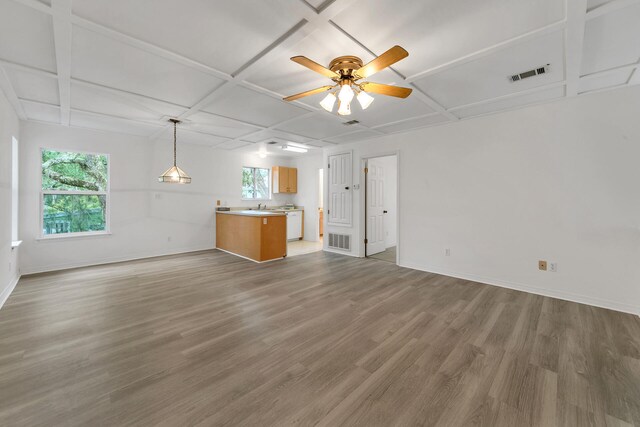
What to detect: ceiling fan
<box><xmin>283</xmin><ymin>45</ymin><xmax>413</xmax><ymax>116</ymax></box>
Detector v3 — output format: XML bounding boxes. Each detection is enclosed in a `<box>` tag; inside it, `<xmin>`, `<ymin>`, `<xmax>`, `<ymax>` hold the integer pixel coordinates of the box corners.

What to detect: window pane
<box><xmin>42</xmin><ymin>150</ymin><xmax>108</xmax><ymax>191</ymax></box>
<box><xmin>43</xmin><ymin>194</ymin><xmax>106</xmax><ymax>235</ymax></box>
<box><xmin>255</xmin><ymin>168</ymin><xmax>270</xmax><ymax>199</ymax></box>
<box><xmin>242</xmin><ymin>167</ymin><xmax>255</xmax><ymax>199</ymax></box>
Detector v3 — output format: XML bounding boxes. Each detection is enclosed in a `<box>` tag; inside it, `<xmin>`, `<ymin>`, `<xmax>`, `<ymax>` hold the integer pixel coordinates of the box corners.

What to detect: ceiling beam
<box><xmin>51</xmin><ymin>0</ymin><xmax>73</xmax><ymax>125</ymax></box>
<box><xmin>447</xmin><ymin>81</ymin><xmax>567</xmax><ymax>112</ymax></box>
<box><xmin>564</xmin><ymin>0</ymin><xmax>588</xmax><ymax>97</ymax></box>
<box><xmin>586</xmin><ymin>0</ymin><xmax>640</xmax><ymax>20</ymax></box>
<box><xmin>0</xmin><ymin>67</ymin><xmax>27</xmax><ymax>120</ymax></box>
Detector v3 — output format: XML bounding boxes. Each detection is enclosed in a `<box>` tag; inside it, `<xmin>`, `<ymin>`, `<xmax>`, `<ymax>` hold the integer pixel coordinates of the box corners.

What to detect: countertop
<box><xmin>216</xmin><ymin>210</ymin><xmax>286</xmax><ymax>217</ymax></box>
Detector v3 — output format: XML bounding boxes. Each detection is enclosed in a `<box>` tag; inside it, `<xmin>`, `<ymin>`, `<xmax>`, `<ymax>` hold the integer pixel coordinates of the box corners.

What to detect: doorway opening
<box><xmin>365</xmin><ymin>154</ymin><xmax>398</xmax><ymax>263</ymax></box>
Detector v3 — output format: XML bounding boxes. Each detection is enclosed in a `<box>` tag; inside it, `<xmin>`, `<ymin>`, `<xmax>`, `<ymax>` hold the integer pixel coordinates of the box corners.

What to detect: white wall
<box><xmin>292</xmin><ymin>153</ymin><xmax>323</xmax><ymax>241</ymax></box>
<box><xmin>324</xmin><ymin>86</ymin><xmax>640</xmax><ymax>315</ymax></box>
<box><xmin>376</xmin><ymin>155</ymin><xmax>397</xmax><ymax>248</ymax></box>
<box><xmin>19</xmin><ymin>121</ymin><xmax>295</xmax><ymax>274</ymax></box>
<box><xmin>0</xmin><ymin>88</ymin><xmax>20</xmax><ymax>307</ymax></box>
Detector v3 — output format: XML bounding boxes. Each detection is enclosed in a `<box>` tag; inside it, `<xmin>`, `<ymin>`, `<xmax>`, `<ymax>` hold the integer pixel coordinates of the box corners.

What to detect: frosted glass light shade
<box><xmin>337</xmin><ymin>100</ymin><xmax>351</xmax><ymax>116</ymax></box>
<box><xmin>357</xmin><ymin>91</ymin><xmax>375</xmax><ymax>110</ymax></box>
<box><xmin>158</xmin><ymin>165</ymin><xmax>191</xmax><ymax>184</ymax></box>
<box><xmin>338</xmin><ymin>84</ymin><xmax>354</xmax><ymax>103</ymax></box>
<box><xmin>319</xmin><ymin>93</ymin><xmax>337</xmax><ymax>112</ymax></box>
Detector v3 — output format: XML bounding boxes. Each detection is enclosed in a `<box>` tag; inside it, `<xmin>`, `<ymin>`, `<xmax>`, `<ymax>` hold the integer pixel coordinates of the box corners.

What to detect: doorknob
<box><xmin>383</xmin><ymin>210</ymin><xmax>388</xmax><ymax>213</ymax></box>
<box><xmin>345</xmin><ymin>186</ymin><xmax>349</xmax><ymax>190</ymax></box>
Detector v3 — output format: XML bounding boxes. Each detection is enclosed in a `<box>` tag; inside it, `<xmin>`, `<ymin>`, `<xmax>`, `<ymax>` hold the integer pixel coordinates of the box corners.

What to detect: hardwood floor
<box><xmin>0</xmin><ymin>250</ymin><xmax>638</xmax><ymax>426</ymax></box>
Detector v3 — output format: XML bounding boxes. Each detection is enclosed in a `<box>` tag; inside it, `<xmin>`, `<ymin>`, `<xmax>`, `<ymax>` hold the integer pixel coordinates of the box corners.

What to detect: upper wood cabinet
<box><xmin>272</xmin><ymin>166</ymin><xmax>298</xmax><ymax>194</ymax></box>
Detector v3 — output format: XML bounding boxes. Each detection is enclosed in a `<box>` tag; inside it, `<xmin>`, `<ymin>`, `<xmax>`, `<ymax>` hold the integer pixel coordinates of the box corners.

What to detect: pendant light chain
<box><xmin>173</xmin><ymin>119</ymin><xmax>177</xmax><ymax>167</ymax></box>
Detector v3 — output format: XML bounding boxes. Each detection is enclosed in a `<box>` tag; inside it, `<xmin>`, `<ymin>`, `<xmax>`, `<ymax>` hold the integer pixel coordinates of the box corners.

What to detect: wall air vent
<box><xmin>510</xmin><ymin>64</ymin><xmax>549</xmax><ymax>82</ymax></box>
<box><xmin>328</xmin><ymin>233</ymin><xmax>351</xmax><ymax>251</ymax></box>
<box><xmin>343</xmin><ymin>120</ymin><xmax>360</xmax><ymax>125</ymax></box>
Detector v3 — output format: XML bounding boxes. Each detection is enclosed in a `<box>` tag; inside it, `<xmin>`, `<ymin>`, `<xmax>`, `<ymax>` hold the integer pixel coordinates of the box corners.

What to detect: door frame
<box><xmin>361</xmin><ymin>151</ymin><xmax>400</xmax><ymax>264</ymax></box>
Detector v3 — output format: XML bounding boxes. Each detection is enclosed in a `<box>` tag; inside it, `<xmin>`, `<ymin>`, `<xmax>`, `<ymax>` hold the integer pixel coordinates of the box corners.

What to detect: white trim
<box><xmin>11</xmin><ymin>240</ymin><xmax>22</xmax><ymax>248</ymax></box>
<box><xmin>36</xmin><ymin>231</ymin><xmax>112</xmax><ymax>241</ymax></box>
<box><xmin>399</xmin><ymin>261</ymin><xmax>640</xmax><ymax>316</ymax></box>
<box><xmin>0</xmin><ymin>274</ymin><xmax>21</xmax><ymax>311</ymax></box>
<box><xmin>20</xmin><ymin>245</ymin><xmax>214</xmax><ymax>275</ymax></box>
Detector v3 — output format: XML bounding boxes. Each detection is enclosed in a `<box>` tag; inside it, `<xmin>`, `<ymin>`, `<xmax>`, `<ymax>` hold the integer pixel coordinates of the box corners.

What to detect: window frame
<box><xmin>39</xmin><ymin>147</ymin><xmax>111</xmax><ymax>240</ymax></box>
<box><xmin>241</xmin><ymin>166</ymin><xmax>271</xmax><ymax>201</ymax></box>
<box><xmin>11</xmin><ymin>137</ymin><xmax>19</xmax><ymax>242</ymax></box>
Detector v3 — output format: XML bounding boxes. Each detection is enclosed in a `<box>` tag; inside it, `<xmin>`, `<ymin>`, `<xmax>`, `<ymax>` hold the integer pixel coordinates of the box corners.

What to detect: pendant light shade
<box><xmin>159</xmin><ymin>119</ymin><xmax>191</xmax><ymax>184</ymax></box>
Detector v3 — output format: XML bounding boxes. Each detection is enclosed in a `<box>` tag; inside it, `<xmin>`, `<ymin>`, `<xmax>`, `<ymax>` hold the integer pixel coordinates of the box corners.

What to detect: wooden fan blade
<box><xmin>291</xmin><ymin>56</ymin><xmax>340</xmax><ymax>79</ymax></box>
<box><xmin>283</xmin><ymin>85</ymin><xmax>335</xmax><ymax>102</ymax></box>
<box><xmin>354</xmin><ymin>46</ymin><xmax>408</xmax><ymax>80</ymax></box>
<box><xmin>360</xmin><ymin>82</ymin><xmax>412</xmax><ymax>98</ymax></box>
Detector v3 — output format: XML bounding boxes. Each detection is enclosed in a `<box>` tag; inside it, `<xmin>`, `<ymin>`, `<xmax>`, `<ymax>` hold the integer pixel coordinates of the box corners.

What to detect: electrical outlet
<box><xmin>538</xmin><ymin>260</ymin><xmax>547</xmax><ymax>271</ymax></box>
<box><xmin>445</xmin><ymin>248</ymin><xmax>451</xmax><ymax>256</ymax></box>
<box><xmin>549</xmin><ymin>262</ymin><xmax>557</xmax><ymax>272</ymax></box>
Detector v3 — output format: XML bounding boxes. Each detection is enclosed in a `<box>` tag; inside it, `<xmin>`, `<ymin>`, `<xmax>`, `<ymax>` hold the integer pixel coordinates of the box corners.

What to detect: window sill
<box><xmin>36</xmin><ymin>231</ymin><xmax>112</xmax><ymax>241</ymax></box>
<box><xmin>11</xmin><ymin>240</ymin><xmax>22</xmax><ymax>249</ymax></box>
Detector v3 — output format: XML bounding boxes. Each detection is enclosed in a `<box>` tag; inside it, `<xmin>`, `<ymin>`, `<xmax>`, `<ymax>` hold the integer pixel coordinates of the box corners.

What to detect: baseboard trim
<box><xmin>0</xmin><ymin>274</ymin><xmax>21</xmax><ymax>310</ymax></box>
<box><xmin>21</xmin><ymin>245</ymin><xmax>215</xmax><ymax>276</ymax></box>
<box><xmin>323</xmin><ymin>247</ymin><xmax>359</xmax><ymax>257</ymax></box>
<box><xmin>399</xmin><ymin>261</ymin><xmax>639</xmax><ymax>316</ymax></box>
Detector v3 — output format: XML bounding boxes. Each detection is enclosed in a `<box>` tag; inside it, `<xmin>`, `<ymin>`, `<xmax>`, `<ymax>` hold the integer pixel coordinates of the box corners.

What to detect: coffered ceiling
<box><xmin>0</xmin><ymin>0</ymin><xmax>639</xmax><ymax>156</ymax></box>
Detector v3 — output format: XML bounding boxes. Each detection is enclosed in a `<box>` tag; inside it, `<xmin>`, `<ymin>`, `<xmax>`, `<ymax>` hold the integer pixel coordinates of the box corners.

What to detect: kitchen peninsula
<box><xmin>216</xmin><ymin>210</ymin><xmax>287</xmax><ymax>262</ymax></box>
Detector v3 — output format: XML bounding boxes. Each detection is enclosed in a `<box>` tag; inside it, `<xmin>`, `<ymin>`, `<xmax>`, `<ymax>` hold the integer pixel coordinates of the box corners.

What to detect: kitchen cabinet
<box><xmin>272</xmin><ymin>166</ymin><xmax>297</xmax><ymax>193</ymax></box>
<box><xmin>286</xmin><ymin>211</ymin><xmax>303</xmax><ymax>240</ymax></box>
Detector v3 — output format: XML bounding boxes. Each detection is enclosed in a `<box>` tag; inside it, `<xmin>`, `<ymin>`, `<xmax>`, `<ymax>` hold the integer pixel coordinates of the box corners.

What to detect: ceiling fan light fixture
<box><xmin>319</xmin><ymin>92</ymin><xmax>337</xmax><ymax>112</ymax></box>
<box><xmin>337</xmin><ymin>100</ymin><xmax>351</xmax><ymax>116</ymax></box>
<box><xmin>158</xmin><ymin>119</ymin><xmax>191</xmax><ymax>184</ymax></box>
<box><xmin>357</xmin><ymin>90</ymin><xmax>375</xmax><ymax>110</ymax></box>
<box><xmin>338</xmin><ymin>83</ymin><xmax>354</xmax><ymax>104</ymax></box>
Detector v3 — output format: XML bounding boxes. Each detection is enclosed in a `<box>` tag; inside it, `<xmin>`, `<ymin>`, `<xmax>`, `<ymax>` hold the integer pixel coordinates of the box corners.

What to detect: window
<box><xmin>41</xmin><ymin>149</ymin><xmax>109</xmax><ymax>237</ymax></box>
<box><xmin>242</xmin><ymin>166</ymin><xmax>270</xmax><ymax>200</ymax></box>
<box><xmin>11</xmin><ymin>137</ymin><xmax>18</xmax><ymax>241</ymax></box>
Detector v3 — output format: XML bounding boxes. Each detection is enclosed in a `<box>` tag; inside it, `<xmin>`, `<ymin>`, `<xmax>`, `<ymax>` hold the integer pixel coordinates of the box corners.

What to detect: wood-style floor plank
<box><xmin>0</xmin><ymin>249</ymin><xmax>638</xmax><ymax>426</ymax></box>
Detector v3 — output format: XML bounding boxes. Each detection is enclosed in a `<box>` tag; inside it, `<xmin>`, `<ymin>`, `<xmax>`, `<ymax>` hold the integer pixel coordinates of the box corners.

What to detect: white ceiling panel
<box><xmin>21</xmin><ymin>100</ymin><xmax>60</xmax><ymax>124</ymax></box>
<box><xmin>275</xmin><ymin>113</ymin><xmax>350</xmax><ymax>140</ymax></box>
<box><xmin>157</xmin><ymin>126</ymin><xmax>228</xmax><ymax>147</ymax></box>
<box><xmin>375</xmin><ymin>114</ymin><xmax>450</xmax><ymax>134</ymax></box>
<box><xmin>72</xmin><ymin>0</ymin><xmax>305</xmax><ymax>75</ymax></box>
<box><xmin>202</xmin><ymin>85</ymin><xmax>309</xmax><ymax>127</ymax></box>
<box><xmin>71</xmin><ymin>82</ymin><xmax>181</xmax><ymax>122</ymax></box>
<box><xmin>413</xmin><ymin>31</ymin><xmax>565</xmax><ymax>109</ymax></box>
<box><xmin>331</xmin><ymin>0</ymin><xmax>565</xmax><ymax>77</ymax></box>
<box><xmin>581</xmin><ymin>4</ymin><xmax>640</xmax><ymax>75</ymax></box>
<box><xmin>5</xmin><ymin>68</ymin><xmax>59</xmax><ymax>104</ymax></box>
<box><xmin>71</xmin><ymin>26</ymin><xmax>225</xmax><ymax>106</ymax></box>
<box><xmin>70</xmin><ymin>111</ymin><xmax>162</xmax><ymax>137</ymax></box>
<box><xmin>186</xmin><ymin>111</ymin><xmax>260</xmax><ymax>139</ymax></box>
<box><xmin>216</xmin><ymin>140</ymin><xmax>252</xmax><ymax>150</ymax></box>
<box><xmin>578</xmin><ymin>69</ymin><xmax>632</xmax><ymax>94</ymax></box>
<box><xmin>325</xmin><ymin>130</ymin><xmax>382</xmax><ymax>144</ymax></box>
<box><xmin>348</xmin><ymin>92</ymin><xmax>434</xmax><ymax>127</ymax></box>
<box><xmin>240</xmin><ymin>129</ymin><xmax>314</xmax><ymax>144</ymax></box>
<box><xmin>453</xmin><ymin>86</ymin><xmax>565</xmax><ymax>119</ymax></box>
<box><xmin>0</xmin><ymin>1</ymin><xmax>56</xmax><ymax>72</ymax></box>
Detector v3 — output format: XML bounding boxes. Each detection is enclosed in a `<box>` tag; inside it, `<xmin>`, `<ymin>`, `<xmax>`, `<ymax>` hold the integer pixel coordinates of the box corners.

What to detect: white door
<box><xmin>366</xmin><ymin>159</ymin><xmax>385</xmax><ymax>255</ymax></box>
<box><xmin>328</xmin><ymin>153</ymin><xmax>352</xmax><ymax>225</ymax></box>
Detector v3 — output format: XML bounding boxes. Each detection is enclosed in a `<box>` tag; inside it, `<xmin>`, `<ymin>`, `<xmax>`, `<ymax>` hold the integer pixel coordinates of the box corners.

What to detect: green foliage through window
<box><xmin>41</xmin><ymin>149</ymin><xmax>109</xmax><ymax>236</ymax></box>
<box><xmin>242</xmin><ymin>167</ymin><xmax>270</xmax><ymax>200</ymax></box>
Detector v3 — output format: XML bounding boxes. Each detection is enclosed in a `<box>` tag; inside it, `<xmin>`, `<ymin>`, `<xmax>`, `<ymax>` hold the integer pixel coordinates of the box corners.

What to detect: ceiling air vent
<box><xmin>343</xmin><ymin>120</ymin><xmax>360</xmax><ymax>126</ymax></box>
<box><xmin>510</xmin><ymin>64</ymin><xmax>549</xmax><ymax>82</ymax></box>
<box><xmin>266</xmin><ymin>141</ymin><xmax>278</xmax><ymax>145</ymax></box>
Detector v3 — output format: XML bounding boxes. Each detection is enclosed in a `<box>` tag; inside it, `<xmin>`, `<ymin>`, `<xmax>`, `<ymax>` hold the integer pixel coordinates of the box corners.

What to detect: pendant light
<box><xmin>158</xmin><ymin>119</ymin><xmax>191</xmax><ymax>184</ymax></box>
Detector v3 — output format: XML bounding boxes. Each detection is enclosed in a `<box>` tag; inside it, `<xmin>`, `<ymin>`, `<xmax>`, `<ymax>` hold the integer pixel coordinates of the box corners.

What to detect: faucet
<box><xmin>257</xmin><ymin>203</ymin><xmax>262</xmax><ymax>210</ymax></box>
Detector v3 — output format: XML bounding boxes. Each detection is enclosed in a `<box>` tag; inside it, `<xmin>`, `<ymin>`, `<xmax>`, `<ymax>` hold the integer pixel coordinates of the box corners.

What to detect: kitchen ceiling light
<box><xmin>281</xmin><ymin>144</ymin><xmax>308</xmax><ymax>153</ymax></box>
<box><xmin>319</xmin><ymin>92</ymin><xmax>337</xmax><ymax>112</ymax></box>
<box><xmin>158</xmin><ymin>119</ymin><xmax>191</xmax><ymax>184</ymax></box>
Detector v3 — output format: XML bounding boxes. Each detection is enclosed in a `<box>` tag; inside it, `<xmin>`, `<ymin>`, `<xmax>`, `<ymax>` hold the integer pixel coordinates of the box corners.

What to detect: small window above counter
<box><xmin>272</xmin><ymin>166</ymin><xmax>297</xmax><ymax>194</ymax></box>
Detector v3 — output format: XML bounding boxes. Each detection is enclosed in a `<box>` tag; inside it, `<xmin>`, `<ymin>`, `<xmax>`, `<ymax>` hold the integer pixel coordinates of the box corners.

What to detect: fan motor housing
<box><xmin>329</xmin><ymin>56</ymin><xmax>363</xmax><ymax>78</ymax></box>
